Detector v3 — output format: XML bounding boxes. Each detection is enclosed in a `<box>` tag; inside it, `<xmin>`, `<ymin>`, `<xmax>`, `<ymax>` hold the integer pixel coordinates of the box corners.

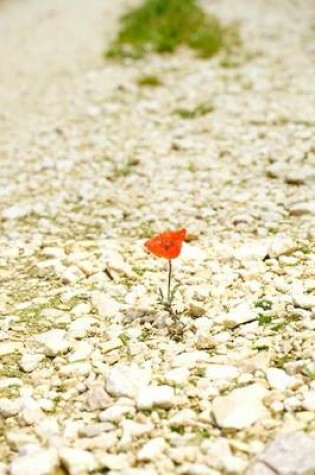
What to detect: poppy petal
<box><xmin>145</xmin><ymin>228</ymin><xmax>186</xmax><ymax>259</ymax></box>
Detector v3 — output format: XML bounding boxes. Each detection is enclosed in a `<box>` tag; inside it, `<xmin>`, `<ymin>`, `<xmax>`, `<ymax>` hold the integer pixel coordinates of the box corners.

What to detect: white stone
<box><xmin>292</xmin><ymin>293</ymin><xmax>315</xmax><ymax>310</ymax></box>
<box><xmin>60</xmin><ymin>362</ymin><xmax>92</xmax><ymax>377</ymax></box>
<box><xmin>106</xmin><ymin>258</ymin><xmax>136</xmax><ymax>279</ymax></box>
<box><xmin>171</xmin><ymin>351</ymin><xmax>210</xmax><ymax>368</ymax></box>
<box><xmin>220</xmin><ymin>302</ymin><xmax>258</xmax><ymax>329</ymax></box>
<box><xmin>41</xmin><ymin>247</ymin><xmax>65</xmax><ymax>259</ymax></box>
<box><xmin>10</xmin><ymin>448</ymin><xmax>58</xmax><ymax>475</ymax></box>
<box><xmin>35</xmin><ymin>418</ymin><xmax>60</xmax><ymax>442</ymax></box>
<box><xmin>268</xmin><ymin>236</ymin><xmax>297</xmax><ymax>258</ymax></box>
<box><xmin>169</xmin><ymin>409</ymin><xmax>197</xmax><ymax>427</ymax></box>
<box><xmin>0</xmin><ymin>398</ymin><xmax>21</xmax><ymax>418</ymax></box>
<box><xmin>257</xmin><ymin>432</ymin><xmax>315</xmax><ymax>475</ymax></box>
<box><xmin>91</xmin><ymin>292</ymin><xmax>120</xmax><ymax>318</ymax></box>
<box><xmin>98</xmin><ymin>453</ymin><xmax>129</xmax><ymax>471</ymax></box>
<box><xmin>164</xmin><ymin>367</ymin><xmax>190</xmax><ymax>386</ymax></box>
<box><xmin>61</xmin><ymin>267</ymin><xmax>83</xmax><ymax>285</ymax></box>
<box><xmin>68</xmin><ymin>316</ymin><xmax>96</xmax><ymax>337</ymax></box>
<box><xmin>70</xmin><ymin>302</ymin><xmax>91</xmax><ymax>316</ymax></box>
<box><xmin>100</xmin><ymin>405</ymin><xmax>134</xmax><ymax>423</ymax></box>
<box><xmin>2</xmin><ymin>205</ymin><xmax>30</xmax><ymax>220</ymax></box>
<box><xmin>212</xmin><ymin>384</ymin><xmax>268</xmax><ymax>429</ymax></box>
<box><xmin>181</xmin><ymin>245</ymin><xmax>206</xmax><ymax>261</ymax></box>
<box><xmin>119</xmin><ymin>420</ymin><xmax>153</xmax><ymax>448</ymax></box>
<box><xmin>265</xmin><ymin>368</ymin><xmax>294</xmax><ymax>391</ymax></box>
<box><xmin>106</xmin><ymin>364</ymin><xmax>151</xmax><ymax>398</ymax></box>
<box><xmin>205</xmin><ymin>364</ymin><xmax>239</xmax><ymax>381</ymax></box>
<box><xmin>0</xmin><ymin>342</ymin><xmax>23</xmax><ymax>356</ymax></box>
<box><xmin>234</xmin><ymin>241</ymin><xmax>269</xmax><ymax>261</ymax></box>
<box><xmin>0</xmin><ymin>378</ymin><xmax>22</xmax><ymax>389</ymax></box>
<box><xmin>202</xmin><ymin>438</ymin><xmax>246</xmax><ymax>473</ymax></box>
<box><xmin>86</xmin><ymin>385</ymin><xmax>111</xmax><ymax>411</ymax></box>
<box><xmin>136</xmin><ymin>385</ymin><xmax>175</xmax><ymax>410</ymax></box>
<box><xmin>68</xmin><ymin>341</ymin><xmax>93</xmax><ymax>362</ymax></box>
<box><xmin>137</xmin><ymin>437</ymin><xmax>166</xmax><ymax>461</ymax></box>
<box><xmin>101</xmin><ymin>338</ymin><xmax>124</xmax><ymax>354</ymax></box>
<box><xmin>19</xmin><ymin>354</ymin><xmax>44</xmax><ymax>373</ymax></box>
<box><xmin>19</xmin><ymin>398</ymin><xmax>43</xmax><ymax>426</ymax></box>
<box><xmin>33</xmin><ymin>329</ymin><xmax>71</xmax><ymax>357</ymax></box>
<box><xmin>302</xmin><ymin>391</ymin><xmax>315</xmax><ymax>411</ymax></box>
<box><xmin>6</xmin><ymin>431</ymin><xmax>38</xmax><ymax>451</ymax></box>
<box><xmin>59</xmin><ymin>448</ymin><xmax>96</xmax><ymax>475</ymax></box>
<box><xmin>290</xmin><ymin>201</ymin><xmax>315</xmax><ymax>216</ymax></box>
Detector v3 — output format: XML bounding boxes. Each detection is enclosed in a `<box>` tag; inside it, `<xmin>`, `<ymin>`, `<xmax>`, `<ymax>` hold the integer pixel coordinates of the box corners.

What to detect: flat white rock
<box><xmin>212</xmin><ymin>383</ymin><xmax>268</xmax><ymax>429</ymax></box>
<box><xmin>68</xmin><ymin>316</ymin><xmax>96</xmax><ymax>337</ymax></box>
<box><xmin>0</xmin><ymin>342</ymin><xmax>23</xmax><ymax>356</ymax></box>
<box><xmin>106</xmin><ymin>363</ymin><xmax>152</xmax><ymax>398</ymax></box>
<box><xmin>302</xmin><ymin>390</ymin><xmax>315</xmax><ymax>411</ymax></box>
<box><xmin>68</xmin><ymin>341</ymin><xmax>93</xmax><ymax>362</ymax></box>
<box><xmin>136</xmin><ymin>385</ymin><xmax>175</xmax><ymax>410</ymax></box>
<box><xmin>268</xmin><ymin>235</ymin><xmax>297</xmax><ymax>258</ymax></box>
<box><xmin>19</xmin><ymin>398</ymin><xmax>43</xmax><ymax>426</ymax></box>
<box><xmin>171</xmin><ymin>351</ymin><xmax>210</xmax><ymax>368</ymax></box>
<box><xmin>33</xmin><ymin>329</ymin><xmax>71</xmax><ymax>357</ymax></box>
<box><xmin>205</xmin><ymin>364</ymin><xmax>239</xmax><ymax>381</ymax></box>
<box><xmin>220</xmin><ymin>302</ymin><xmax>258</xmax><ymax>329</ymax></box>
<box><xmin>137</xmin><ymin>437</ymin><xmax>166</xmax><ymax>461</ymax></box>
<box><xmin>0</xmin><ymin>398</ymin><xmax>21</xmax><ymax>418</ymax></box>
<box><xmin>91</xmin><ymin>292</ymin><xmax>120</xmax><ymax>317</ymax></box>
<box><xmin>164</xmin><ymin>367</ymin><xmax>190</xmax><ymax>386</ymax></box>
<box><xmin>19</xmin><ymin>354</ymin><xmax>44</xmax><ymax>373</ymax></box>
<box><xmin>169</xmin><ymin>409</ymin><xmax>197</xmax><ymax>427</ymax></box>
<box><xmin>234</xmin><ymin>241</ymin><xmax>269</xmax><ymax>261</ymax></box>
<box><xmin>265</xmin><ymin>368</ymin><xmax>294</xmax><ymax>391</ymax></box>
<box><xmin>59</xmin><ymin>448</ymin><xmax>96</xmax><ymax>475</ymax></box>
<box><xmin>100</xmin><ymin>405</ymin><xmax>134</xmax><ymax>423</ymax></box>
<box><xmin>257</xmin><ymin>432</ymin><xmax>315</xmax><ymax>475</ymax></box>
<box><xmin>10</xmin><ymin>448</ymin><xmax>58</xmax><ymax>475</ymax></box>
<box><xmin>292</xmin><ymin>293</ymin><xmax>315</xmax><ymax>310</ymax></box>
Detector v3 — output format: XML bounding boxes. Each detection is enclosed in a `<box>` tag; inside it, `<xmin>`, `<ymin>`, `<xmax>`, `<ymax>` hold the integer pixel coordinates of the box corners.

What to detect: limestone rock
<box><xmin>265</xmin><ymin>368</ymin><xmax>294</xmax><ymax>391</ymax></box>
<box><xmin>33</xmin><ymin>329</ymin><xmax>71</xmax><ymax>357</ymax></box>
<box><xmin>205</xmin><ymin>364</ymin><xmax>239</xmax><ymax>381</ymax></box>
<box><xmin>91</xmin><ymin>292</ymin><xmax>120</xmax><ymax>318</ymax></box>
<box><xmin>19</xmin><ymin>354</ymin><xmax>44</xmax><ymax>373</ymax></box>
<box><xmin>60</xmin><ymin>448</ymin><xmax>96</xmax><ymax>475</ymax></box>
<box><xmin>10</xmin><ymin>448</ymin><xmax>58</xmax><ymax>475</ymax></box>
<box><xmin>258</xmin><ymin>432</ymin><xmax>315</xmax><ymax>475</ymax></box>
<box><xmin>171</xmin><ymin>351</ymin><xmax>210</xmax><ymax>368</ymax></box>
<box><xmin>136</xmin><ymin>385</ymin><xmax>175</xmax><ymax>410</ymax></box>
<box><xmin>0</xmin><ymin>398</ymin><xmax>21</xmax><ymax>418</ymax></box>
<box><xmin>212</xmin><ymin>384</ymin><xmax>268</xmax><ymax>429</ymax></box>
<box><xmin>137</xmin><ymin>437</ymin><xmax>166</xmax><ymax>462</ymax></box>
<box><xmin>0</xmin><ymin>342</ymin><xmax>23</xmax><ymax>356</ymax></box>
<box><xmin>106</xmin><ymin>364</ymin><xmax>151</xmax><ymax>398</ymax></box>
<box><xmin>268</xmin><ymin>236</ymin><xmax>298</xmax><ymax>258</ymax></box>
<box><xmin>164</xmin><ymin>367</ymin><xmax>190</xmax><ymax>386</ymax></box>
<box><xmin>220</xmin><ymin>302</ymin><xmax>258</xmax><ymax>329</ymax></box>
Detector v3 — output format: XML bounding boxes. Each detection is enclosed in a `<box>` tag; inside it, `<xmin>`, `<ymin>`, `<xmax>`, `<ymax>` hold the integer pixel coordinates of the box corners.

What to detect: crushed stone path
<box><xmin>0</xmin><ymin>0</ymin><xmax>315</xmax><ymax>474</ymax></box>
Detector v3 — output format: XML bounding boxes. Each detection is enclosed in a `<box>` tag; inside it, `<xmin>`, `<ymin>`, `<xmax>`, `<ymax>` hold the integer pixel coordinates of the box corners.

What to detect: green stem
<box><xmin>167</xmin><ymin>259</ymin><xmax>172</xmax><ymax>309</ymax></box>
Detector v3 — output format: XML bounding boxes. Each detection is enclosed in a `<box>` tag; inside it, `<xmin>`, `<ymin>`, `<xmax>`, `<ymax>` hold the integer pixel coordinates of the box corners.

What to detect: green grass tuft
<box><xmin>106</xmin><ymin>0</ymin><xmax>240</xmax><ymax>59</ymax></box>
<box><xmin>175</xmin><ymin>101</ymin><xmax>214</xmax><ymax>119</ymax></box>
<box><xmin>137</xmin><ymin>74</ymin><xmax>162</xmax><ymax>87</ymax></box>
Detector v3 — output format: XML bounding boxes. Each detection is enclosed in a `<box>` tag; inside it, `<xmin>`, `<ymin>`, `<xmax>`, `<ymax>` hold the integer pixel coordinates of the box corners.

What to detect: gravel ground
<box><xmin>0</xmin><ymin>0</ymin><xmax>315</xmax><ymax>474</ymax></box>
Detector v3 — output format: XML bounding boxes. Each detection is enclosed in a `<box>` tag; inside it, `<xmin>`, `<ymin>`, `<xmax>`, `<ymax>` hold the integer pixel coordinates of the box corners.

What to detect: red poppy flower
<box><xmin>145</xmin><ymin>229</ymin><xmax>187</xmax><ymax>260</ymax></box>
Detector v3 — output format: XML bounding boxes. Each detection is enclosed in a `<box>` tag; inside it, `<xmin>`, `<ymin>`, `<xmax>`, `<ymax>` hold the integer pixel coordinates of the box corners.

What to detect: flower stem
<box><xmin>167</xmin><ymin>259</ymin><xmax>172</xmax><ymax>312</ymax></box>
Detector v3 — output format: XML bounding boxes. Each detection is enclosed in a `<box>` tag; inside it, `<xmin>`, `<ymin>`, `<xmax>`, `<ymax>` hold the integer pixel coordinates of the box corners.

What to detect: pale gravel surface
<box><xmin>0</xmin><ymin>0</ymin><xmax>315</xmax><ymax>474</ymax></box>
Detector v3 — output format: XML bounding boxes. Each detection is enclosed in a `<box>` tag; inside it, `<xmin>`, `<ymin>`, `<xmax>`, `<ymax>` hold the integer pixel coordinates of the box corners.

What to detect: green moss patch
<box><xmin>106</xmin><ymin>0</ymin><xmax>240</xmax><ymax>59</ymax></box>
